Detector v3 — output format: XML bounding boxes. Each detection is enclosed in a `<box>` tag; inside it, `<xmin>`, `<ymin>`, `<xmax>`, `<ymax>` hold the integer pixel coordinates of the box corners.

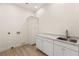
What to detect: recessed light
<box><xmin>34</xmin><ymin>6</ymin><xmax>38</xmax><ymax>9</ymax></box>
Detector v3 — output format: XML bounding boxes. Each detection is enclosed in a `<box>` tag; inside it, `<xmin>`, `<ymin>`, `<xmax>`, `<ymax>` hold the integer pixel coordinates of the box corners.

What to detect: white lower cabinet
<box><xmin>43</xmin><ymin>39</ymin><xmax>53</xmax><ymax>56</ymax></box>
<box><xmin>36</xmin><ymin>36</ymin><xmax>79</xmax><ymax>56</ymax></box>
<box><xmin>64</xmin><ymin>48</ymin><xmax>78</xmax><ymax>56</ymax></box>
<box><xmin>36</xmin><ymin>37</ymin><xmax>43</xmax><ymax>51</ymax></box>
<box><xmin>54</xmin><ymin>44</ymin><xmax>64</xmax><ymax>56</ymax></box>
<box><xmin>54</xmin><ymin>41</ymin><xmax>79</xmax><ymax>56</ymax></box>
<box><xmin>36</xmin><ymin>37</ymin><xmax>53</xmax><ymax>56</ymax></box>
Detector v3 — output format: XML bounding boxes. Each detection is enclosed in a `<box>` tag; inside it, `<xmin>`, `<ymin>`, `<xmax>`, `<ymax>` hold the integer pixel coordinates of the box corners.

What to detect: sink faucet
<box><xmin>66</xmin><ymin>29</ymin><xmax>70</xmax><ymax>39</ymax></box>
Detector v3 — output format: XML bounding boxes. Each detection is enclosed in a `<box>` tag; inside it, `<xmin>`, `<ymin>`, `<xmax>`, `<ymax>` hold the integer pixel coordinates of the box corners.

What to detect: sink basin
<box><xmin>57</xmin><ymin>37</ymin><xmax>77</xmax><ymax>43</ymax></box>
<box><xmin>69</xmin><ymin>39</ymin><xmax>77</xmax><ymax>43</ymax></box>
<box><xmin>57</xmin><ymin>37</ymin><xmax>68</xmax><ymax>41</ymax></box>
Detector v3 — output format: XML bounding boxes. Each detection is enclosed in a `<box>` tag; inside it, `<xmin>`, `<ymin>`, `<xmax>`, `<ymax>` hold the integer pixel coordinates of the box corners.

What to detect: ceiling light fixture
<box><xmin>34</xmin><ymin>6</ymin><xmax>38</xmax><ymax>9</ymax></box>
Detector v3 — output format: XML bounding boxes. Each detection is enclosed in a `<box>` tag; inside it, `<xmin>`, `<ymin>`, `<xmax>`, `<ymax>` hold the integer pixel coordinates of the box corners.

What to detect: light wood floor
<box><xmin>0</xmin><ymin>45</ymin><xmax>46</xmax><ymax>56</ymax></box>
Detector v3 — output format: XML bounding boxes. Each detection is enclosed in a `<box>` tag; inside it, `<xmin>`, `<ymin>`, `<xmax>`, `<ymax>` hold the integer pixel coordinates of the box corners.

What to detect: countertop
<box><xmin>37</xmin><ymin>33</ymin><xmax>79</xmax><ymax>47</ymax></box>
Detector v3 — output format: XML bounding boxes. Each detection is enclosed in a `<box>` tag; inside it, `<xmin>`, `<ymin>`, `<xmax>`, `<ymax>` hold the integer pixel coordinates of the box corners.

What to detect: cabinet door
<box><xmin>64</xmin><ymin>48</ymin><xmax>78</xmax><ymax>56</ymax></box>
<box><xmin>54</xmin><ymin>43</ymin><xmax>64</xmax><ymax>56</ymax></box>
<box><xmin>43</xmin><ymin>39</ymin><xmax>53</xmax><ymax>56</ymax></box>
<box><xmin>36</xmin><ymin>38</ymin><xmax>43</xmax><ymax>51</ymax></box>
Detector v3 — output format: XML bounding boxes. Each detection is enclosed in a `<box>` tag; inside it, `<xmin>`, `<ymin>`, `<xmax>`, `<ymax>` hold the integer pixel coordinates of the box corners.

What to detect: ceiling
<box><xmin>14</xmin><ymin>3</ymin><xmax>46</xmax><ymax>12</ymax></box>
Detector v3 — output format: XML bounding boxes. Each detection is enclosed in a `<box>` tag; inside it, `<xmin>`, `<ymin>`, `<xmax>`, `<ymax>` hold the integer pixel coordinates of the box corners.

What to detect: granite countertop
<box><xmin>37</xmin><ymin>33</ymin><xmax>79</xmax><ymax>47</ymax></box>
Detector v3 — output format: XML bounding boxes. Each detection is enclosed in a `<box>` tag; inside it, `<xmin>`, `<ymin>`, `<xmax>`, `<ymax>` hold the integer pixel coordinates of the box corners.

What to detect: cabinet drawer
<box><xmin>54</xmin><ymin>41</ymin><xmax>79</xmax><ymax>51</ymax></box>
<box><xmin>44</xmin><ymin>38</ymin><xmax>53</xmax><ymax>43</ymax></box>
<box><xmin>36</xmin><ymin>36</ymin><xmax>53</xmax><ymax>43</ymax></box>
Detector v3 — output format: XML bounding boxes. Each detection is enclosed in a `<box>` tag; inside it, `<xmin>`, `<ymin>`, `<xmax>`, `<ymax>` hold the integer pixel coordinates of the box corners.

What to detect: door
<box><xmin>54</xmin><ymin>43</ymin><xmax>64</xmax><ymax>56</ymax></box>
<box><xmin>27</xmin><ymin>16</ymin><xmax>39</xmax><ymax>45</ymax></box>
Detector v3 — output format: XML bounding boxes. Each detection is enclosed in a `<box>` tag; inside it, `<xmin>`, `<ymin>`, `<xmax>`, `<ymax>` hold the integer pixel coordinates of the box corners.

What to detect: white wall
<box><xmin>37</xmin><ymin>3</ymin><xmax>79</xmax><ymax>37</ymax></box>
<box><xmin>0</xmin><ymin>4</ymin><xmax>32</xmax><ymax>52</ymax></box>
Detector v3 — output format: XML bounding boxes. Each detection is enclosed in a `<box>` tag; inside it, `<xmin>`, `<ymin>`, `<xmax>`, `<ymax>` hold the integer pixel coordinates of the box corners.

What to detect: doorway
<box><xmin>27</xmin><ymin>16</ymin><xmax>39</xmax><ymax>45</ymax></box>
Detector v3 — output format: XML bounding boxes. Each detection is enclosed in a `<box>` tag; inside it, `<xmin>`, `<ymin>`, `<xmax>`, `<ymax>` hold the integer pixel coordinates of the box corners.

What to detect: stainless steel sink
<box><xmin>57</xmin><ymin>37</ymin><xmax>77</xmax><ymax>43</ymax></box>
<box><xmin>68</xmin><ymin>39</ymin><xmax>77</xmax><ymax>43</ymax></box>
<box><xmin>57</xmin><ymin>37</ymin><xmax>68</xmax><ymax>41</ymax></box>
<box><xmin>57</xmin><ymin>29</ymin><xmax>78</xmax><ymax>43</ymax></box>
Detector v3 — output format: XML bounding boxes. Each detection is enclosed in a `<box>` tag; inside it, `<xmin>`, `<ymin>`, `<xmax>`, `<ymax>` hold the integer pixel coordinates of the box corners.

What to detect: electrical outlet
<box><xmin>11</xmin><ymin>46</ymin><xmax>14</xmax><ymax>49</ymax></box>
